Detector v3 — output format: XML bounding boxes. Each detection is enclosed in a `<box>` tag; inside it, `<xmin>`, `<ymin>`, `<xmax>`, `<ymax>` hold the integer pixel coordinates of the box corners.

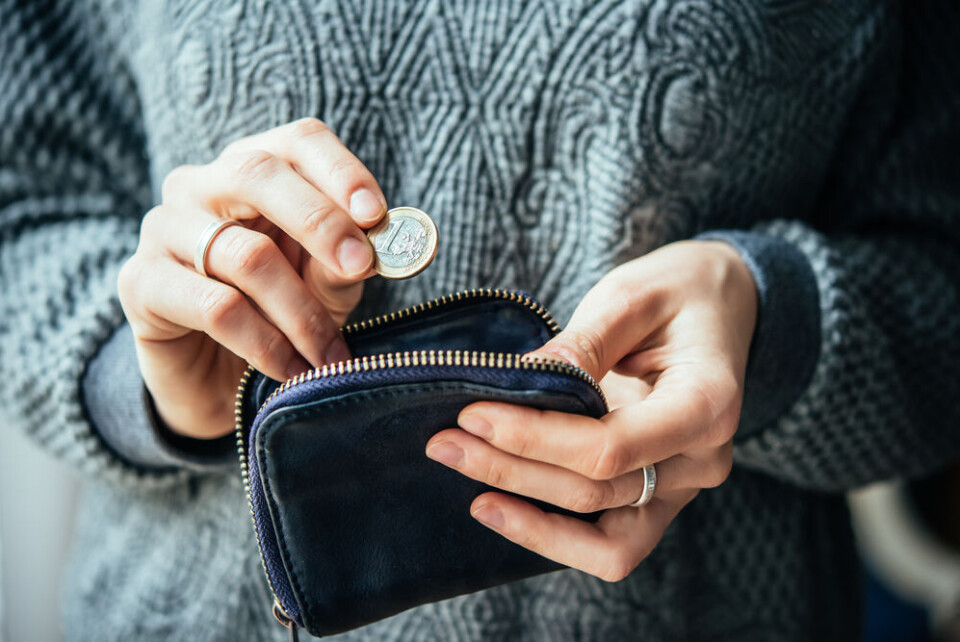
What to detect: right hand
<box><xmin>118</xmin><ymin>118</ymin><xmax>386</xmax><ymax>440</ymax></box>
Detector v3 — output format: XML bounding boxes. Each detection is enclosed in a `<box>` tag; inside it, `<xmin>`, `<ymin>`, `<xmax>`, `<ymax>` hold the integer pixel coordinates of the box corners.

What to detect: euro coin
<box><xmin>366</xmin><ymin>207</ymin><xmax>439</xmax><ymax>279</ymax></box>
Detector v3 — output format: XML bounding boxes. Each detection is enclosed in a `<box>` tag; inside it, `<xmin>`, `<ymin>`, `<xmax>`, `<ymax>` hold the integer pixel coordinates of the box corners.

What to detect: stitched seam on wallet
<box><xmin>257</xmin><ymin>382</ymin><xmax>588</xmax><ymax>630</ymax></box>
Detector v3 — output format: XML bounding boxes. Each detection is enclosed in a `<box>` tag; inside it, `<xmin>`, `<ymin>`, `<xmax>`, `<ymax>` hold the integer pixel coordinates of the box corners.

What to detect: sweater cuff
<box><xmin>694</xmin><ymin>230</ymin><xmax>821</xmax><ymax>438</ymax></box>
<box><xmin>81</xmin><ymin>323</ymin><xmax>235</xmax><ymax>471</ymax></box>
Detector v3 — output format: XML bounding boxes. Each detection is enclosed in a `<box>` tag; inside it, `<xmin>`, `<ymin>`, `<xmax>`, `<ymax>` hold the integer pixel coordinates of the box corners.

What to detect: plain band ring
<box><xmin>628</xmin><ymin>464</ymin><xmax>657</xmax><ymax>508</ymax></box>
<box><xmin>194</xmin><ymin>219</ymin><xmax>242</xmax><ymax>278</ymax></box>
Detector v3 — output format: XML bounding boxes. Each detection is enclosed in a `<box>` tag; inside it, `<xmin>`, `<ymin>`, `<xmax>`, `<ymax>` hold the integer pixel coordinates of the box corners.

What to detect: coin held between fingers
<box><xmin>366</xmin><ymin>207</ymin><xmax>439</xmax><ymax>279</ymax></box>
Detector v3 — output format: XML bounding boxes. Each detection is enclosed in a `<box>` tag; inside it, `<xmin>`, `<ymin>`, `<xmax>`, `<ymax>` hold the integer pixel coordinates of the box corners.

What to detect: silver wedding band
<box><xmin>628</xmin><ymin>464</ymin><xmax>657</xmax><ymax>508</ymax></box>
<box><xmin>194</xmin><ymin>219</ymin><xmax>242</xmax><ymax>278</ymax></box>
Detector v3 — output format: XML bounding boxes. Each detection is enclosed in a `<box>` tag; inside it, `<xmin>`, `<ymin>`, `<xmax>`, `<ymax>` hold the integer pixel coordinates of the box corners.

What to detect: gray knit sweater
<box><xmin>2</xmin><ymin>0</ymin><xmax>959</xmax><ymax>640</ymax></box>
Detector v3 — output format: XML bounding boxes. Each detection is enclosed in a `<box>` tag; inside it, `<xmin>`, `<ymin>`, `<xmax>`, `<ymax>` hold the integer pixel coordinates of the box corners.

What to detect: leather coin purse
<box><xmin>235</xmin><ymin>289</ymin><xmax>608</xmax><ymax>638</ymax></box>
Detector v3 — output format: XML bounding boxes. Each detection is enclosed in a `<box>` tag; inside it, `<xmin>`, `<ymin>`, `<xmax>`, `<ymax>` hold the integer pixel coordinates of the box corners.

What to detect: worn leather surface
<box><xmin>245</xmin><ymin>294</ymin><xmax>606</xmax><ymax>635</ymax></box>
<box><xmin>257</xmin><ymin>380</ymin><xmax>604</xmax><ymax>636</ymax></box>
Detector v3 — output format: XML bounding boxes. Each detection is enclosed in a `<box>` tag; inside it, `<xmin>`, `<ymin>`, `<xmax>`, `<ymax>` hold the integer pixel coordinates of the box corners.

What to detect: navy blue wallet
<box><xmin>236</xmin><ymin>289</ymin><xmax>607</xmax><ymax>638</ymax></box>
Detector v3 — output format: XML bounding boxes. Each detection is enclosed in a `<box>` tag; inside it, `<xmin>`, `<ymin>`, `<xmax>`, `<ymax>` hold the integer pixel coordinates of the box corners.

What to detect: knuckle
<box><xmin>116</xmin><ymin>256</ymin><xmax>142</xmax><ymax>303</ymax></box>
<box><xmin>702</xmin><ymin>445</ymin><xmax>734</xmax><ymax>488</ymax></box>
<box><xmin>327</xmin><ymin>154</ymin><xmax>364</xmax><ymax>180</ymax></box>
<box><xmin>599</xmin><ymin>277</ymin><xmax>636</xmax><ymax>312</ymax></box>
<box><xmin>294</xmin><ymin>306</ymin><xmax>332</xmax><ymax>342</ymax></box>
<box><xmin>600</xmin><ymin>277</ymin><xmax>643</xmax><ymax>318</ymax></box>
<box><xmin>138</xmin><ymin>206</ymin><xmax>165</xmax><ymax>241</ymax></box>
<box><xmin>573</xmin><ymin>328</ymin><xmax>606</xmax><ymax>372</ymax></box>
<box><xmin>515</xmin><ymin>528</ymin><xmax>544</xmax><ymax>554</ymax></box>
<box><xmin>714</xmin><ymin>371</ymin><xmax>741</xmax><ymax>409</ymax></box>
<box><xmin>483</xmin><ymin>459</ymin><xmax>508</xmax><ymax>489</ymax></box>
<box><xmin>712</xmin><ymin>412</ymin><xmax>740</xmax><ymax>445</ymax></box>
<box><xmin>686</xmin><ymin>379</ymin><xmax>733</xmax><ymax>438</ymax></box>
<box><xmin>695</xmin><ymin>372</ymin><xmax>741</xmax><ymax>445</ymax></box>
<box><xmin>687</xmin><ymin>386</ymin><xmax>716</xmax><ymax>425</ymax></box>
<box><xmin>587</xmin><ymin>436</ymin><xmax>626</xmax><ymax>480</ymax></box>
<box><xmin>225</xmin><ymin>232</ymin><xmax>277</xmax><ymax>279</ymax></box>
<box><xmin>596</xmin><ymin>272</ymin><xmax>668</xmax><ymax>326</ymax></box>
<box><xmin>197</xmin><ymin>286</ymin><xmax>245</xmax><ymax>330</ymax></box>
<box><xmin>549</xmin><ymin>328</ymin><xmax>606</xmax><ymax>375</ymax></box>
<box><xmin>571</xmin><ymin>481</ymin><xmax>613</xmax><ymax>513</ymax></box>
<box><xmin>249</xmin><ymin>330</ymin><xmax>288</xmax><ymax>373</ymax></box>
<box><xmin>289</xmin><ymin>117</ymin><xmax>333</xmax><ymax>141</ymax></box>
<box><xmin>219</xmin><ymin>136</ymin><xmax>254</xmax><ymax>159</ymax></box>
<box><xmin>703</xmin><ymin>456</ymin><xmax>733</xmax><ymax>489</ymax></box>
<box><xmin>219</xmin><ymin>140</ymin><xmax>242</xmax><ymax>158</ymax></box>
<box><xmin>505</xmin><ymin>419</ymin><xmax>538</xmax><ymax>460</ymax></box>
<box><xmin>300</xmin><ymin>202</ymin><xmax>339</xmax><ymax>236</ymax></box>
<box><xmin>599</xmin><ymin>552</ymin><xmax>637</xmax><ymax>583</ymax></box>
<box><xmin>160</xmin><ymin>165</ymin><xmax>194</xmax><ymax>202</ymax></box>
<box><xmin>232</xmin><ymin>149</ymin><xmax>281</xmax><ymax>182</ymax></box>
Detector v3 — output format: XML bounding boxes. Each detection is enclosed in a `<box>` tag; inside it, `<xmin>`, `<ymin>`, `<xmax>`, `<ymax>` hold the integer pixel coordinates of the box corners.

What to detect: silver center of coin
<box><xmin>372</xmin><ymin>217</ymin><xmax>428</xmax><ymax>268</ymax></box>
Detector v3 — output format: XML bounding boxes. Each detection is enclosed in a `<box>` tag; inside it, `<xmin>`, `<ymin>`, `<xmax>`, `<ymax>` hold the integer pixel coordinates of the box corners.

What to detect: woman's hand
<box><xmin>118</xmin><ymin>118</ymin><xmax>386</xmax><ymax>439</ymax></box>
<box><xmin>425</xmin><ymin>241</ymin><xmax>758</xmax><ymax>581</ymax></box>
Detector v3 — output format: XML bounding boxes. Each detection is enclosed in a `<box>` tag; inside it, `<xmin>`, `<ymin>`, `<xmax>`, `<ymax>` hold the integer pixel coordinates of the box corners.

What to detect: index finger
<box><xmin>457</xmin><ymin>372</ymin><xmax>737</xmax><ymax>480</ymax></box>
<box><xmin>223</xmin><ymin>118</ymin><xmax>387</xmax><ymax>228</ymax></box>
<box><xmin>172</xmin><ymin>150</ymin><xmax>376</xmax><ymax>280</ymax></box>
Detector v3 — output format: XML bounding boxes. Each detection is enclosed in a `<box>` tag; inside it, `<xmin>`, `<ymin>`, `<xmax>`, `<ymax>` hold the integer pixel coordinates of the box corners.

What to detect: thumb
<box><xmin>524</xmin><ymin>281</ymin><xmax>655</xmax><ymax>382</ymax></box>
<box><xmin>525</xmin><ymin>325</ymin><xmax>611</xmax><ymax>383</ymax></box>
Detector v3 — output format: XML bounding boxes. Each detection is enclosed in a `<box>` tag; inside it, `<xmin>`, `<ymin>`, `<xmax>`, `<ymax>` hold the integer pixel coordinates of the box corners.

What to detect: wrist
<box><xmin>82</xmin><ymin>322</ymin><xmax>235</xmax><ymax>470</ymax></box>
<box><xmin>696</xmin><ymin>240</ymin><xmax>759</xmax><ymax>364</ymax></box>
<box><xmin>692</xmin><ymin>230</ymin><xmax>821</xmax><ymax>437</ymax></box>
<box><xmin>145</xmin><ymin>386</ymin><xmax>236</xmax><ymax>453</ymax></box>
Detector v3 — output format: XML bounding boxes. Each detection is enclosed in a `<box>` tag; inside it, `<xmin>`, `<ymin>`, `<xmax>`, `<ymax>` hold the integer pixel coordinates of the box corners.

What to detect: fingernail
<box><xmin>349</xmin><ymin>189</ymin><xmax>385</xmax><ymax>224</ymax></box>
<box><xmin>459</xmin><ymin>414</ymin><xmax>493</xmax><ymax>440</ymax></box>
<box><xmin>324</xmin><ymin>339</ymin><xmax>350</xmax><ymax>365</ymax></box>
<box><xmin>337</xmin><ymin>236</ymin><xmax>373</xmax><ymax>276</ymax></box>
<box><xmin>473</xmin><ymin>504</ymin><xmax>505</xmax><ymax>530</ymax></box>
<box><xmin>426</xmin><ymin>441</ymin><xmax>464</xmax><ymax>469</ymax></box>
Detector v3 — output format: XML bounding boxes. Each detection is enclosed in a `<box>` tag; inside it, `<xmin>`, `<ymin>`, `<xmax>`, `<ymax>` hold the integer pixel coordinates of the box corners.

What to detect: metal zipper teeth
<box><xmin>234</xmin><ymin>365</ymin><xmax>295</xmax><ymax>627</ymax></box>
<box><xmin>259</xmin><ymin>349</ymin><xmax>605</xmax><ymax>413</ymax></box>
<box><xmin>234</xmin><ymin>288</ymin><xmax>580</xmax><ymax>626</ymax></box>
<box><xmin>340</xmin><ymin>288</ymin><xmax>561</xmax><ymax>338</ymax></box>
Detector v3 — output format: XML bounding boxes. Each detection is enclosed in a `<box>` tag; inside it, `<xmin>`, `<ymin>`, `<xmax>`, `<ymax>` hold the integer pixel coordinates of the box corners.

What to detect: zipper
<box><xmin>234</xmin><ymin>288</ymin><xmax>602</xmax><ymax>631</ymax></box>
<box><xmin>339</xmin><ymin>287</ymin><xmax>561</xmax><ymax>337</ymax></box>
<box><xmin>274</xmin><ymin>600</ymin><xmax>299</xmax><ymax>642</ymax></box>
<box><xmin>257</xmin><ymin>349</ymin><xmax>604</xmax><ymax>414</ymax></box>
<box><xmin>236</xmin><ymin>366</ymin><xmax>298</xmax><ymax>630</ymax></box>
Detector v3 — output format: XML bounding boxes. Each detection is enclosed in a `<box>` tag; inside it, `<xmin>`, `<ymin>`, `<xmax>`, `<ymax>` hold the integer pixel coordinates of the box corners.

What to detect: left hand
<box><xmin>425</xmin><ymin>240</ymin><xmax>758</xmax><ymax>581</ymax></box>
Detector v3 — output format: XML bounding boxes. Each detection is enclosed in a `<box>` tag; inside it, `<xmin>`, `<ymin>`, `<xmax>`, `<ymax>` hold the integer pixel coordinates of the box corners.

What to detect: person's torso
<box><xmin>100</xmin><ymin>0</ymin><xmax>888</xmax><ymax>321</ymax></box>
<box><xmin>63</xmin><ymin>2</ymin><xmax>891</xmax><ymax>638</ymax></box>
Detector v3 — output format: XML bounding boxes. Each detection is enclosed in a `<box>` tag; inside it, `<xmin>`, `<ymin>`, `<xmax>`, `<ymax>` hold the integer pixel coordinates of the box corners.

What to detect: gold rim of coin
<box><xmin>365</xmin><ymin>206</ymin><xmax>439</xmax><ymax>280</ymax></box>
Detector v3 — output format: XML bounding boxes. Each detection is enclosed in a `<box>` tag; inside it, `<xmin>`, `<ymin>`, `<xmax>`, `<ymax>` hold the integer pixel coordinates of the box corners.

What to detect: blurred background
<box><xmin>1</xmin><ymin>426</ymin><xmax>958</xmax><ymax>641</ymax></box>
<box><xmin>0</xmin><ymin>425</ymin><xmax>80</xmax><ymax>642</ymax></box>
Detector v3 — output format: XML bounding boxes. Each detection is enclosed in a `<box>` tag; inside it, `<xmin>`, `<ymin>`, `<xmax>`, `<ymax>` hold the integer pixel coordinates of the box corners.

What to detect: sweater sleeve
<box><xmin>716</xmin><ymin>1</ymin><xmax>960</xmax><ymax>491</ymax></box>
<box><xmin>0</xmin><ymin>1</ymin><xmax>220</xmax><ymax>486</ymax></box>
<box><xmin>82</xmin><ymin>323</ymin><xmax>236</xmax><ymax>471</ymax></box>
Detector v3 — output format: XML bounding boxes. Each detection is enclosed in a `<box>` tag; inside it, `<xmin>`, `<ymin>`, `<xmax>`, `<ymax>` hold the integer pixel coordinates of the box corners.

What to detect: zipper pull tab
<box><xmin>273</xmin><ymin>600</ymin><xmax>299</xmax><ymax>641</ymax></box>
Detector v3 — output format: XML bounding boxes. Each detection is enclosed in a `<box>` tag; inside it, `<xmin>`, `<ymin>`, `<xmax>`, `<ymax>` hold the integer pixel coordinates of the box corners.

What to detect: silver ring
<box><xmin>628</xmin><ymin>464</ymin><xmax>657</xmax><ymax>507</ymax></box>
<box><xmin>194</xmin><ymin>219</ymin><xmax>242</xmax><ymax>278</ymax></box>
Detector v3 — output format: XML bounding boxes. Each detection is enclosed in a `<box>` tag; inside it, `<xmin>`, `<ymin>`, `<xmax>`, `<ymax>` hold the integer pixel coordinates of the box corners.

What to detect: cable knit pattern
<box><xmin>2</xmin><ymin>0</ymin><xmax>959</xmax><ymax>640</ymax></box>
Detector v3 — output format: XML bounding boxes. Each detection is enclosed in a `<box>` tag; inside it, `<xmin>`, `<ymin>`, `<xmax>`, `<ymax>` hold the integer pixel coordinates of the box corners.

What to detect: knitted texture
<box><xmin>2</xmin><ymin>0</ymin><xmax>959</xmax><ymax>640</ymax></box>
